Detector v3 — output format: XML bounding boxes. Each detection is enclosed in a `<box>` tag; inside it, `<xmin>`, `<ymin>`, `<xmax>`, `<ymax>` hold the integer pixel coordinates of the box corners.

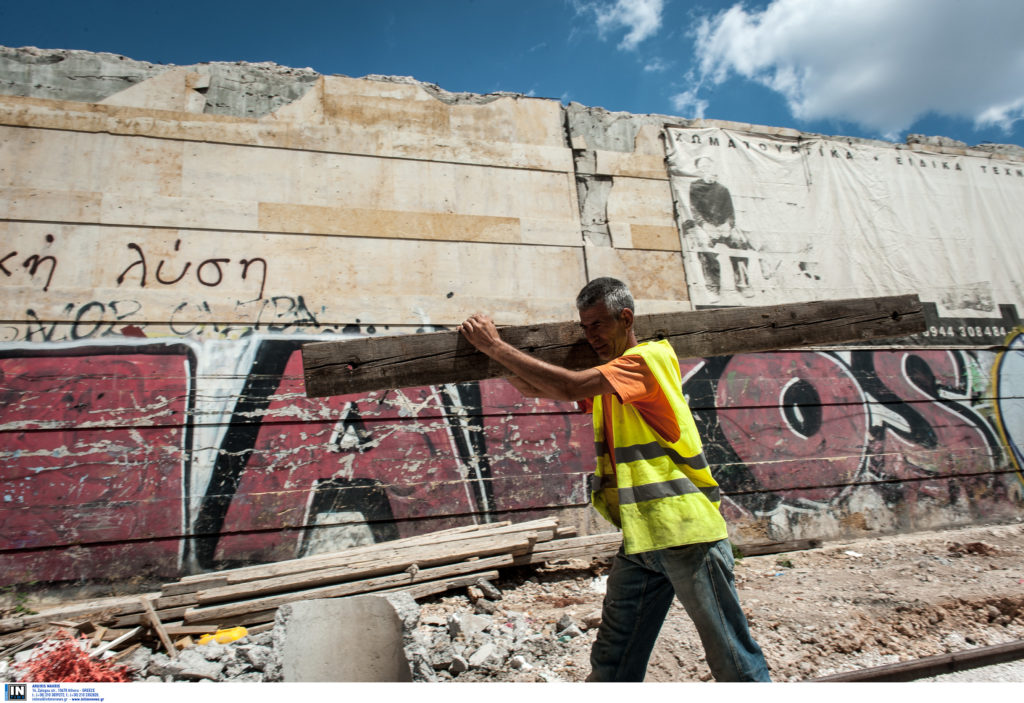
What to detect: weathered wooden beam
<box><xmin>214</xmin><ymin>520</ymin><xmax>553</xmax><ymax>585</ymax></box>
<box><xmin>194</xmin><ymin>532</ymin><xmax>539</xmax><ymax>605</ymax></box>
<box><xmin>194</xmin><ymin>580</ymin><xmax>516</xmax><ymax>627</ymax></box>
<box><xmin>90</xmin><ymin>626</ymin><xmax>107</xmax><ymax>648</ymax></box>
<box><xmin>519</xmin><ymin>532</ymin><xmax>623</xmax><ymax>554</ymax></box>
<box><xmin>160</xmin><ymin>578</ymin><xmax>228</xmax><ymax>597</ymax></box>
<box><xmin>384</xmin><ymin>570</ymin><xmax>502</xmax><ymax>601</ymax></box>
<box><xmin>183</xmin><ymin>554</ymin><xmax>516</xmax><ymax>624</ymax></box>
<box><xmin>88</xmin><ymin>627</ymin><xmax>142</xmax><ymax>660</ymax></box>
<box><xmin>109</xmin><ymin>642</ymin><xmax>143</xmax><ymax>662</ymax></box>
<box><xmin>139</xmin><ymin>596</ymin><xmax>177</xmax><ymax>659</ymax></box>
<box><xmin>112</xmin><ymin>606</ymin><xmax>190</xmax><ymax>629</ymax></box>
<box><xmin>164</xmin><ymin>518</ymin><xmax>550</xmax><ymax>591</ymax></box>
<box><xmin>511</xmin><ymin>532</ymin><xmax>623</xmax><ymax>566</ymax></box>
<box><xmin>0</xmin><ymin>592</ymin><xmax>164</xmax><ymax>634</ymax></box>
<box><xmin>302</xmin><ymin>294</ymin><xmax>925</xmax><ymax>397</ymax></box>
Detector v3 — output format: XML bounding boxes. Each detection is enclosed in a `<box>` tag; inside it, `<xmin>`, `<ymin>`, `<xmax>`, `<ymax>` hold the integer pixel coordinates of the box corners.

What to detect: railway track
<box><xmin>813</xmin><ymin>639</ymin><xmax>1024</xmax><ymax>682</ymax></box>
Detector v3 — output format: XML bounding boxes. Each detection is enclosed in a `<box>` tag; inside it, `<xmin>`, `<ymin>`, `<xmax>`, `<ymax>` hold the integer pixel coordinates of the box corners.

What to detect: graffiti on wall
<box><xmin>0</xmin><ymin>228</ymin><xmax>332</xmax><ymax>343</ymax></box>
<box><xmin>1</xmin><ymin>234</ymin><xmax>58</xmax><ymax>293</ymax></box>
<box><xmin>683</xmin><ymin>349</ymin><xmax>1013</xmax><ymax>529</ymax></box>
<box><xmin>187</xmin><ymin>338</ymin><xmax>592</xmax><ymax>570</ymax></box>
<box><xmin>115</xmin><ymin>239</ymin><xmax>269</xmax><ymax>301</ymax></box>
<box><xmin>0</xmin><ymin>343</ymin><xmax>197</xmax><ymax>583</ymax></box>
<box><xmin>992</xmin><ymin>329</ymin><xmax>1024</xmax><ymax>482</ymax></box>
<box><xmin>4</xmin><ymin>293</ymin><xmax>335</xmax><ymax>344</ymax></box>
<box><xmin>1</xmin><ymin>334</ymin><xmax>1020</xmax><ymax>585</ymax></box>
<box><xmin>0</xmin><ymin>335</ymin><xmax>594</xmax><ymax>583</ymax></box>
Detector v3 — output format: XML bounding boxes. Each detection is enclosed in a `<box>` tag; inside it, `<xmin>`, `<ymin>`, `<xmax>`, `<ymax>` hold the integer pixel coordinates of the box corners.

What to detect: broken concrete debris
<box><xmin>409</xmin><ymin>597</ymin><xmax>594</xmax><ymax>682</ymax></box>
<box><xmin>9</xmin><ymin>629</ymin><xmax>275</xmax><ymax>683</ymax></box>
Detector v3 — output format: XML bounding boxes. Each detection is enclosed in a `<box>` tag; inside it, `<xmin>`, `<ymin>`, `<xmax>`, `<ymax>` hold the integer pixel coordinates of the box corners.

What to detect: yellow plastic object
<box><xmin>198</xmin><ymin>627</ymin><xmax>248</xmax><ymax>645</ymax></box>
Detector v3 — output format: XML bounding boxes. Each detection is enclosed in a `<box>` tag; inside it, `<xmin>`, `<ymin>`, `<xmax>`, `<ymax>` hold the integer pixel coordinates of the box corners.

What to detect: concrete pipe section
<box><xmin>274</xmin><ymin>595</ymin><xmax>413</xmax><ymax>682</ymax></box>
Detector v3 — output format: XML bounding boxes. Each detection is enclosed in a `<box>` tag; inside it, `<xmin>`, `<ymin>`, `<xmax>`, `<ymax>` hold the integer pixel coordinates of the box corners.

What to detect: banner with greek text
<box><xmin>665</xmin><ymin>127</ymin><xmax>1024</xmax><ymax>346</ymax></box>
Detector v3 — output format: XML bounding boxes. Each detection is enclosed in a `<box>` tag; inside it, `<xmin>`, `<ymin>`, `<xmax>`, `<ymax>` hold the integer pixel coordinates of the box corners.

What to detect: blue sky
<box><xmin>2</xmin><ymin>0</ymin><xmax>1023</xmax><ymax>148</ymax></box>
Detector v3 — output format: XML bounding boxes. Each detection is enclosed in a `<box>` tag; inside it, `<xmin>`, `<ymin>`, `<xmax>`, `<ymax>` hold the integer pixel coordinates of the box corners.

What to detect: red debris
<box><xmin>15</xmin><ymin>631</ymin><xmax>134</xmax><ymax>683</ymax></box>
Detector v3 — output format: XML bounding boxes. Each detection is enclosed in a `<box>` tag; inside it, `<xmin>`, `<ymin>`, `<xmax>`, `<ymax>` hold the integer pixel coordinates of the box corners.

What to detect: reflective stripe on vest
<box><xmin>595</xmin><ymin>440</ymin><xmax>710</xmax><ymax>471</ymax></box>
<box><xmin>590</xmin><ymin>471</ymin><xmax>720</xmax><ymax>505</ymax></box>
<box><xmin>592</xmin><ymin>397</ymin><xmax>720</xmax><ymax>507</ymax></box>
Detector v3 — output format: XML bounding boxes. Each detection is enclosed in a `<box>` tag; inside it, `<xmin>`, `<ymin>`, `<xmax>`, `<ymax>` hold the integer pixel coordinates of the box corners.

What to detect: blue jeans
<box><xmin>588</xmin><ymin>539</ymin><xmax>771</xmax><ymax>682</ymax></box>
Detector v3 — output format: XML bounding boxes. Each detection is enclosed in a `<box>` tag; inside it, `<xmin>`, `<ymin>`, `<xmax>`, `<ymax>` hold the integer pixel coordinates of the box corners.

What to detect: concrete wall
<box><xmin>1</xmin><ymin>47</ymin><xmax>1021</xmax><ymax>586</ymax></box>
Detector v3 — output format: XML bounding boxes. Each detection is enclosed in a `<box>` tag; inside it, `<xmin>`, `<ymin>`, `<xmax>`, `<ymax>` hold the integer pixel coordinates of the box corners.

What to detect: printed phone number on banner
<box><xmin>922</xmin><ymin>325</ymin><xmax>1009</xmax><ymax>341</ymax></box>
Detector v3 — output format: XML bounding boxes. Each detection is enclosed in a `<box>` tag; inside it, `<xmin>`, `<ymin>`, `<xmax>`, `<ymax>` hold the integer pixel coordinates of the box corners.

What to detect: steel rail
<box><xmin>812</xmin><ymin>638</ymin><xmax>1024</xmax><ymax>682</ymax></box>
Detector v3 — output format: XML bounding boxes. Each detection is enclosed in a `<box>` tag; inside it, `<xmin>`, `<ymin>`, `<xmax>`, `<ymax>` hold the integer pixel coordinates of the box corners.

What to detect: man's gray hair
<box><xmin>575</xmin><ymin>277</ymin><xmax>635</xmax><ymax>316</ymax></box>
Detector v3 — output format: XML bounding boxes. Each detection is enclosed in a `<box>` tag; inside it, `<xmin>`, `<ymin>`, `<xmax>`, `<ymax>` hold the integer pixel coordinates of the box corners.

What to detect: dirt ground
<box><xmin>4</xmin><ymin>520</ymin><xmax>1022</xmax><ymax>684</ymax></box>
<box><xmin>420</xmin><ymin>519</ymin><xmax>1024</xmax><ymax>682</ymax></box>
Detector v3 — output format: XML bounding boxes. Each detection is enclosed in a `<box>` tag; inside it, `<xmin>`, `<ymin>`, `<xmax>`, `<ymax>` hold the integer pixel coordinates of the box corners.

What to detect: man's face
<box><xmin>579</xmin><ymin>301</ymin><xmax>633</xmax><ymax>361</ymax></box>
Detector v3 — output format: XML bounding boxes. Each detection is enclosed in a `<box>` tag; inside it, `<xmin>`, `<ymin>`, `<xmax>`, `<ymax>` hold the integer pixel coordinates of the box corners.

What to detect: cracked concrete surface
<box><xmin>1</xmin><ymin>46</ymin><xmax>319</xmax><ymax>118</ymax></box>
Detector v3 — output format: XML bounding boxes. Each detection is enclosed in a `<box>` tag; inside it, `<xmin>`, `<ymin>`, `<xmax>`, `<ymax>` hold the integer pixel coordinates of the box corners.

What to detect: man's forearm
<box><xmin>506</xmin><ymin>374</ymin><xmax>547</xmax><ymax>399</ymax></box>
<box><xmin>481</xmin><ymin>340</ymin><xmax>594</xmax><ymax>401</ymax></box>
<box><xmin>458</xmin><ymin>314</ymin><xmax>611</xmax><ymax>402</ymax></box>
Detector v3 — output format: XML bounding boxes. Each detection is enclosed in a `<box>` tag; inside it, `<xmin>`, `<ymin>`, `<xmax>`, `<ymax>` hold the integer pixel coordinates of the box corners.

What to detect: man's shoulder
<box><xmin>628</xmin><ymin>341</ymin><xmax>681</xmax><ymax>391</ymax></box>
<box><xmin>628</xmin><ymin>339</ymin><xmax>676</xmax><ymax>361</ymax></box>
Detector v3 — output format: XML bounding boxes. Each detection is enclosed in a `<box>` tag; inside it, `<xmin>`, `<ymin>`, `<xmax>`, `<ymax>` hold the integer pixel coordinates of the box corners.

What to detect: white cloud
<box><xmin>976</xmin><ymin>97</ymin><xmax>1024</xmax><ymax>132</ymax></box>
<box><xmin>588</xmin><ymin>0</ymin><xmax>664</xmax><ymax>50</ymax></box>
<box><xmin>671</xmin><ymin>87</ymin><xmax>708</xmax><ymax>119</ymax></box>
<box><xmin>644</xmin><ymin>57</ymin><xmax>669</xmax><ymax>73</ymax></box>
<box><xmin>684</xmin><ymin>0</ymin><xmax>1024</xmax><ymax>137</ymax></box>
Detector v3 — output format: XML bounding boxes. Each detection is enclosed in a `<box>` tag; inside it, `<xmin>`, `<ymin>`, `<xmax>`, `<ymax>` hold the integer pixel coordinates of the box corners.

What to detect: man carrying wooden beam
<box><xmin>458</xmin><ymin>277</ymin><xmax>771</xmax><ymax>683</ymax></box>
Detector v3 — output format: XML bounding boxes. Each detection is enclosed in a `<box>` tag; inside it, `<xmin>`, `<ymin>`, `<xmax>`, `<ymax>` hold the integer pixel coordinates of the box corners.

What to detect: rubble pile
<box><xmin>121</xmin><ymin>632</ymin><xmax>280</xmax><ymax>682</ymax></box>
<box><xmin>1</xmin><ymin>630</ymin><xmax>273</xmax><ymax>683</ymax></box>
<box><xmin>404</xmin><ymin>576</ymin><xmax>602</xmax><ymax>682</ymax></box>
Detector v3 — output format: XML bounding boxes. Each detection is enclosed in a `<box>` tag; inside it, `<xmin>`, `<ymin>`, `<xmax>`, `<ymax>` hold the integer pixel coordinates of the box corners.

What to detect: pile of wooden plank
<box><xmin>0</xmin><ymin>519</ymin><xmax>620</xmax><ymax>660</ymax></box>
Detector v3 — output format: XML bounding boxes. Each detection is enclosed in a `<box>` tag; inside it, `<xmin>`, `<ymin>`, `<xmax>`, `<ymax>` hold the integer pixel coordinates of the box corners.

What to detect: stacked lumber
<box><xmin>0</xmin><ymin>519</ymin><xmax>621</xmax><ymax>660</ymax></box>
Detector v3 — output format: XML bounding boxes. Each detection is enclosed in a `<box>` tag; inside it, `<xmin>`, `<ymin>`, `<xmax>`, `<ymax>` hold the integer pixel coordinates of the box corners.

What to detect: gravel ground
<box><xmin>414</xmin><ymin>519</ymin><xmax>1024</xmax><ymax>682</ymax></box>
<box><xmin>921</xmin><ymin>659</ymin><xmax>1024</xmax><ymax>682</ymax></box>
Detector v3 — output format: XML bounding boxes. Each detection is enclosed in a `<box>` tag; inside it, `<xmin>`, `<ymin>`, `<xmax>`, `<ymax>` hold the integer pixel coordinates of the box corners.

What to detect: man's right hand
<box><xmin>458</xmin><ymin>314</ymin><xmax>503</xmax><ymax>355</ymax></box>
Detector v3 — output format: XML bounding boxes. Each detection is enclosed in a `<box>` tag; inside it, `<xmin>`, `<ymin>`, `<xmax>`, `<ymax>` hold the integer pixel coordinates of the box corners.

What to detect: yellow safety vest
<box><xmin>590</xmin><ymin>339</ymin><xmax>728</xmax><ymax>554</ymax></box>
